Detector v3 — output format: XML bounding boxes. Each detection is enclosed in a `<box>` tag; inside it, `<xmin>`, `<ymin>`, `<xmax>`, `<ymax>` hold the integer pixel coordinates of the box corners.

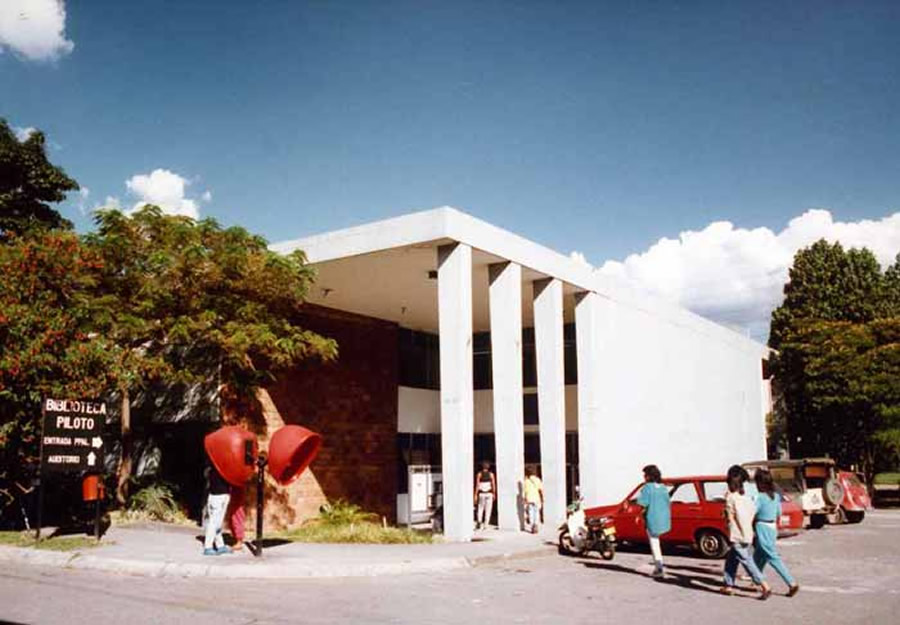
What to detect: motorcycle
<box><xmin>558</xmin><ymin>490</ymin><xmax>616</xmax><ymax>560</ymax></box>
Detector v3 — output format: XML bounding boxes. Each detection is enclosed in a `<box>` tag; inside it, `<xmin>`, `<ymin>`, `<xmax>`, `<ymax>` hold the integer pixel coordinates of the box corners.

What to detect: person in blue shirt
<box><xmin>753</xmin><ymin>469</ymin><xmax>800</xmax><ymax>597</ymax></box>
<box><xmin>637</xmin><ymin>464</ymin><xmax>671</xmax><ymax>578</ymax></box>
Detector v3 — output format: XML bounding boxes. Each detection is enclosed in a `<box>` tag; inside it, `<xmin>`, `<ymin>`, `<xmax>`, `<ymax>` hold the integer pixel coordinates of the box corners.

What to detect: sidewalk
<box><xmin>0</xmin><ymin>523</ymin><xmax>557</xmax><ymax>579</ymax></box>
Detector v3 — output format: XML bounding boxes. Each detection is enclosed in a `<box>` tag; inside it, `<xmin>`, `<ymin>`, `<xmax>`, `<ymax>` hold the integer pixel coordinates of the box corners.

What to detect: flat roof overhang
<box><xmin>273</xmin><ymin>207</ymin><xmax>770</xmax><ymax>356</ymax></box>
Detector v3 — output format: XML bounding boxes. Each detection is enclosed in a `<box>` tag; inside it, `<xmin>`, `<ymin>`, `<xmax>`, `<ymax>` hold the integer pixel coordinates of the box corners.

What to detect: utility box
<box><xmin>401</xmin><ymin>464</ymin><xmax>442</xmax><ymax>527</ymax></box>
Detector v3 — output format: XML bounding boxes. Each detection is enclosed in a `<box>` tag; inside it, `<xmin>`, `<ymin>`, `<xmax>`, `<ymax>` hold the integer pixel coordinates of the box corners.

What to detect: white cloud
<box><xmin>201</xmin><ymin>190</ymin><xmax>212</xmax><ymax>202</ymax></box>
<box><xmin>598</xmin><ymin>209</ymin><xmax>900</xmax><ymax>339</ymax></box>
<box><xmin>0</xmin><ymin>0</ymin><xmax>74</xmax><ymax>62</ymax></box>
<box><xmin>13</xmin><ymin>126</ymin><xmax>36</xmax><ymax>141</ymax></box>
<box><xmin>75</xmin><ymin>186</ymin><xmax>89</xmax><ymax>214</ymax></box>
<box><xmin>125</xmin><ymin>169</ymin><xmax>200</xmax><ymax>219</ymax></box>
<box><xmin>569</xmin><ymin>250</ymin><xmax>592</xmax><ymax>268</ymax></box>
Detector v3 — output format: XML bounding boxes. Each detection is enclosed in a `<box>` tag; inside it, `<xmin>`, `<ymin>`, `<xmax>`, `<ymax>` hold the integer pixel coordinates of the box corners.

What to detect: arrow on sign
<box><xmin>87</xmin><ymin>451</ymin><xmax>96</xmax><ymax>467</ymax></box>
<box><xmin>92</xmin><ymin>436</ymin><xmax>103</xmax><ymax>448</ymax></box>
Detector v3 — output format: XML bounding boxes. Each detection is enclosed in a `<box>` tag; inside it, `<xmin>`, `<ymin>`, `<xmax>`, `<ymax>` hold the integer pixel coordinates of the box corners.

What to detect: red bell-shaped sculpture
<box><xmin>204</xmin><ymin>426</ymin><xmax>258</xmax><ymax>486</ymax></box>
<box><xmin>267</xmin><ymin>425</ymin><xmax>322</xmax><ymax>485</ymax></box>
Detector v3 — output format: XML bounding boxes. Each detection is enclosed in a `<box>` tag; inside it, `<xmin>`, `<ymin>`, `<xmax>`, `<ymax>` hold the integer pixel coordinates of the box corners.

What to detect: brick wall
<box><xmin>250</xmin><ymin>305</ymin><xmax>400</xmax><ymax>527</ymax></box>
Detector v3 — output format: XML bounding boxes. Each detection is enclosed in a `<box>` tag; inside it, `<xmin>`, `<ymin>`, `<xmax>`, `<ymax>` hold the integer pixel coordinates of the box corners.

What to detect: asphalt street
<box><xmin>2</xmin><ymin>509</ymin><xmax>898</xmax><ymax>625</ymax></box>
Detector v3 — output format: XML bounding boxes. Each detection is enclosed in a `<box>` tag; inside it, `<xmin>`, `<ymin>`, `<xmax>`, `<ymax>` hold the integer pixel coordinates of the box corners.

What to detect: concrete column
<box><xmin>532</xmin><ymin>278</ymin><xmax>567</xmax><ymax>528</ymax></box>
<box><xmin>437</xmin><ymin>243</ymin><xmax>474</xmax><ymax>541</ymax></box>
<box><xmin>575</xmin><ymin>291</ymin><xmax>603</xmax><ymax>505</ymax></box>
<box><xmin>488</xmin><ymin>262</ymin><xmax>525</xmax><ymax>531</ymax></box>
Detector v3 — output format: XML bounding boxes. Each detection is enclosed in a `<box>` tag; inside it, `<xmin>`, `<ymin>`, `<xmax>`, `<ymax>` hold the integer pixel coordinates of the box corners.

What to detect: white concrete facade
<box><xmin>488</xmin><ymin>262</ymin><xmax>525</xmax><ymax>531</ymax></box>
<box><xmin>279</xmin><ymin>207</ymin><xmax>769</xmax><ymax>541</ymax></box>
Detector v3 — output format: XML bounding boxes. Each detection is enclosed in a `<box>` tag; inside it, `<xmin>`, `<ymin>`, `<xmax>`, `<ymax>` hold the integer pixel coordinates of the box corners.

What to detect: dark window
<box><xmin>523</xmin><ymin>393</ymin><xmax>539</xmax><ymax>425</ymax></box>
<box><xmin>398</xmin><ymin>324</ymin><xmax>578</xmax><ymax>391</ymax></box>
<box><xmin>398</xmin><ymin>328</ymin><xmax>440</xmax><ymax>389</ymax></box>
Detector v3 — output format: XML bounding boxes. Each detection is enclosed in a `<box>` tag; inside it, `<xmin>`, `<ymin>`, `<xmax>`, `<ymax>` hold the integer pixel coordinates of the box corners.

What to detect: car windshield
<box><xmin>770</xmin><ymin>467</ymin><xmax>802</xmax><ymax>493</ymax></box>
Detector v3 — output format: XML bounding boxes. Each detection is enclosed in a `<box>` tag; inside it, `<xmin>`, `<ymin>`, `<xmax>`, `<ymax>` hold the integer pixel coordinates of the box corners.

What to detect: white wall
<box><xmin>583</xmin><ymin>296</ymin><xmax>767</xmax><ymax>504</ymax></box>
<box><xmin>398</xmin><ymin>386</ymin><xmax>579</xmax><ymax>434</ymax></box>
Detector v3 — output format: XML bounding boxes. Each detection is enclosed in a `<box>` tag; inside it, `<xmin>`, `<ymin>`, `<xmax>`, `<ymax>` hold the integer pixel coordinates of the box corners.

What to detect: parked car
<box><xmin>832</xmin><ymin>471</ymin><xmax>871</xmax><ymax>524</ymax></box>
<box><xmin>742</xmin><ymin>458</ymin><xmax>844</xmax><ymax>529</ymax></box>
<box><xmin>872</xmin><ymin>472</ymin><xmax>900</xmax><ymax>507</ymax></box>
<box><xmin>584</xmin><ymin>475</ymin><xmax>804</xmax><ymax>559</ymax></box>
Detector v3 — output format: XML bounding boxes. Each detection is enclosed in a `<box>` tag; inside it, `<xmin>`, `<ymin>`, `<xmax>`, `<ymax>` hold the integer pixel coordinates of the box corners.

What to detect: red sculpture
<box><xmin>267</xmin><ymin>425</ymin><xmax>322</xmax><ymax>485</ymax></box>
<box><xmin>204</xmin><ymin>425</ymin><xmax>258</xmax><ymax>486</ymax></box>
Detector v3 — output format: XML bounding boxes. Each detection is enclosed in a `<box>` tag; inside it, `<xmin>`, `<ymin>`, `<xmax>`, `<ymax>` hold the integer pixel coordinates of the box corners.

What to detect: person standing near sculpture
<box><xmin>226</xmin><ymin>485</ymin><xmax>246</xmax><ymax>550</ymax></box>
<box><xmin>637</xmin><ymin>464</ymin><xmax>671</xmax><ymax>578</ymax></box>
<box><xmin>473</xmin><ymin>461</ymin><xmax>497</xmax><ymax>530</ymax></box>
<box><xmin>203</xmin><ymin>456</ymin><xmax>232</xmax><ymax>556</ymax></box>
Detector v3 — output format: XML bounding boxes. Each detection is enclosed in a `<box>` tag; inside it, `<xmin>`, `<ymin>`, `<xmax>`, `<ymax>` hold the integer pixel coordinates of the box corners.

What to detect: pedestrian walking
<box><xmin>523</xmin><ymin>466</ymin><xmax>544</xmax><ymax>534</ymax></box>
<box><xmin>637</xmin><ymin>464</ymin><xmax>670</xmax><ymax>578</ymax></box>
<box><xmin>203</xmin><ymin>457</ymin><xmax>232</xmax><ymax>556</ymax></box>
<box><xmin>226</xmin><ymin>484</ymin><xmax>246</xmax><ymax>550</ymax></box>
<box><xmin>721</xmin><ymin>465</ymin><xmax>772</xmax><ymax>599</ymax></box>
<box><xmin>753</xmin><ymin>469</ymin><xmax>800</xmax><ymax>597</ymax></box>
<box><xmin>474</xmin><ymin>461</ymin><xmax>496</xmax><ymax>530</ymax></box>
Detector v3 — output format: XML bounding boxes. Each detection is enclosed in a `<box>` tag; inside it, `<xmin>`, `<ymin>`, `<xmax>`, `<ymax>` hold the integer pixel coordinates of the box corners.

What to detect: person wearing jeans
<box><xmin>754</xmin><ymin>469</ymin><xmax>800</xmax><ymax>597</ymax></box>
<box><xmin>204</xmin><ymin>461</ymin><xmax>231</xmax><ymax>556</ymax></box>
<box><xmin>721</xmin><ymin>466</ymin><xmax>771</xmax><ymax>599</ymax></box>
<box><xmin>637</xmin><ymin>464</ymin><xmax>670</xmax><ymax>578</ymax></box>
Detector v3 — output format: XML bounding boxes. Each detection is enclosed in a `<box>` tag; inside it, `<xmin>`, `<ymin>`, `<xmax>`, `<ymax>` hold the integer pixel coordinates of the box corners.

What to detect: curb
<box><xmin>0</xmin><ymin>545</ymin><xmax>497</xmax><ymax>579</ymax></box>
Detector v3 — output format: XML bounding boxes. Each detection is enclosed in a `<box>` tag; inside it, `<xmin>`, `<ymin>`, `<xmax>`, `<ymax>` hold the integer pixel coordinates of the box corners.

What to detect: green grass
<box><xmin>279</xmin><ymin>521</ymin><xmax>434</xmax><ymax>544</ymax></box>
<box><xmin>873</xmin><ymin>472</ymin><xmax>900</xmax><ymax>485</ymax></box>
<box><xmin>0</xmin><ymin>530</ymin><xmax>103</xmax><ymax>551</ymax></box>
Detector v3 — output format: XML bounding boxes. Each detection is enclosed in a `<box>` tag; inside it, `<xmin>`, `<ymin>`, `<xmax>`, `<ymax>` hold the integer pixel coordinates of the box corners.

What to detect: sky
<box><xmin>2</xmin><ymin>0</ymin><xmax>899</xmax><ymax>339</ymax></box>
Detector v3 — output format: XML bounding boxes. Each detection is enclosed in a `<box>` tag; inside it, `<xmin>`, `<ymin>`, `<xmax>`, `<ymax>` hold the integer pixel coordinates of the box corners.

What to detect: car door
<box><xmin>666</xmin><ymin>481</ymin><xmax>704</xmax><ymax>543</ymax></box>
<box><xmin>613</xmin><ymin>484</ymin><xmax>646</xmax><ymax>542</ymax></box>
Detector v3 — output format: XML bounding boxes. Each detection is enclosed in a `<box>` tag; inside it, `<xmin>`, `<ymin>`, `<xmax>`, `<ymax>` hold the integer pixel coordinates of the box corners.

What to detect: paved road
<box><xmin>3</xmin><ymin>509</ymin><xmax>899</xmax><ymax>625</ymax></box>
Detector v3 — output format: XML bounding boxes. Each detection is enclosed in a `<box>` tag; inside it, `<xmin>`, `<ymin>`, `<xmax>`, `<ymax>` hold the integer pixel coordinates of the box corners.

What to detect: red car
<box><xmin>834</xmin><ymin>471</ymin><xmax>871</xmax><ymax>524</ymax></box>
<box><xmin>585</xmin><ymin>475</ymin><xmax>804</xmax><ymax>558</ymax></box>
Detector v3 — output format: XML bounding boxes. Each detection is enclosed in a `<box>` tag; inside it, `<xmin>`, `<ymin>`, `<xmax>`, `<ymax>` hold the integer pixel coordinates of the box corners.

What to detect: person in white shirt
<box><xmin>721</xmin><ymin>465</ymin><xmax>772</xmax><ymax>600</ymax></box>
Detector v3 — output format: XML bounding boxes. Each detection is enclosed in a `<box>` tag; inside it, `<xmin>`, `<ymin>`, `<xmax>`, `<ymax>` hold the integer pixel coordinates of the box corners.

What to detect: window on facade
<box><xmin>398</xmin><ymin>324</ymin><xmax>579</xmax><ymax>391</ymax></box>
<box><xmin>523</xmin><ymin>393</ymin><xmax>539</xmax><ymax>425</ymax></box>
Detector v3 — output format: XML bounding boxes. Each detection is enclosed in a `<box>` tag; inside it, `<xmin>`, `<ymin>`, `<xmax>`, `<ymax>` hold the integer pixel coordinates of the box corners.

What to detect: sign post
<box><xmin>36</xmin><ymin>398</ymin><xmax>107</xmax><ymax>541</ymax></box>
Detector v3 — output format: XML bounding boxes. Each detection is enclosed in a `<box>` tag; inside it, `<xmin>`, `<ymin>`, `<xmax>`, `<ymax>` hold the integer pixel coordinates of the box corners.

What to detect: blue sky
<box><xmin>2</xmin><ymin>1</ymin><xmax>899</xmax><ymax>335</ymax></box>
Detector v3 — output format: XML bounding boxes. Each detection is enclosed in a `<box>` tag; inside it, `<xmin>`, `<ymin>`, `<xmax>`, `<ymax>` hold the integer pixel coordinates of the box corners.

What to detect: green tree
<box><xmin>769</xmin><ymin>240</ymin><xmax>900</xmax><ymax>479</ymax></box>
<box><xmin>85</xmin><ymin>207</ymin><xmax>337</xmax><ymax>503</ymax></box>
<box><xmin>770</xmin><ymin>240</ymin><xmax>886</xmax><ymax>350</ymax></box>
<box><xmin>0</xmin><ymin>120</ymin><xmax>78</xmax><ymax>238</ymax></box>
<box><xmin>0</xmin><ymin>231</ymin><xmax>117</xmax><ymax>513</ymax></box>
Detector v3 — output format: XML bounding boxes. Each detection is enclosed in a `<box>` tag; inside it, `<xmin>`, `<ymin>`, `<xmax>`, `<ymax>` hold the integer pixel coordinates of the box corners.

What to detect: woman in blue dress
<box><xmin>637</xmin><ymin>464</ymin><xmax>671</xmax><ymax>578</ymax></box>
<box><xmin>753</xmin><ymin>469</ymin><xmax>800</xmax><ymax>597</ymax></box>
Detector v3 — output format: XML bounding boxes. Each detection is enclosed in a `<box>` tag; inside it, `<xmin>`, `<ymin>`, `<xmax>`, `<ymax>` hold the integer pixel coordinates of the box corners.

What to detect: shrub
<box><xmin>124</xmin><ymin>483</ymin><xmax>187</xmax><ymax>523</ymax></box>
<box><xmin>317</xmin><ymin>499</ymin><xmax>378</xmax><ymax>526</ymax></box>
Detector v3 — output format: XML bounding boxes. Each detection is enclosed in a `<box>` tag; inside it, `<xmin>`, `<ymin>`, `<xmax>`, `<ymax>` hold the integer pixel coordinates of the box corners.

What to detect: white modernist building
<box><xmin>275</xmin><ymin>207</ymin><xmax>769</xmax><ymax>541</ymax></box>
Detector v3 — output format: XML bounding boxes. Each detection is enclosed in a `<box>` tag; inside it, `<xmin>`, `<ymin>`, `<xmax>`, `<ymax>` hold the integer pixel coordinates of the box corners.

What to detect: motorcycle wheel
<box><xmin>558</xmin><ymin>530</ymin><xmax>583</xmax><ymax>556</ymax></box>
<box><xmin>600</xmin><ymin>543</ymin><xmax>615</xmax><ymax>561</ymax></box>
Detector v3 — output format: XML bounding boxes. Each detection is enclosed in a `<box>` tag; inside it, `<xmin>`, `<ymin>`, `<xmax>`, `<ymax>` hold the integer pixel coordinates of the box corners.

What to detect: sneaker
<box><xmin>203</xmin><ymin>548</ymin><xmax>217</xmax><ymax>556</ymax></box>
<box><xmin>215</xmin><ymin>545</ymin><xmax>231</xmax><ymax>555</ymax></box>
<box><xmin>787</xmin><ymin>584</ymin><xmax>800</xmax><ymax>597</ymax></box>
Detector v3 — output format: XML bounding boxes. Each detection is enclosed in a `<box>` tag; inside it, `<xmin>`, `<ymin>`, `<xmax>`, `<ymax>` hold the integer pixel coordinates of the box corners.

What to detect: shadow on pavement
<box><xmin>582</xmin><ymin>560</ymin><xmax>759</xmax><ymax>598</ymax></box>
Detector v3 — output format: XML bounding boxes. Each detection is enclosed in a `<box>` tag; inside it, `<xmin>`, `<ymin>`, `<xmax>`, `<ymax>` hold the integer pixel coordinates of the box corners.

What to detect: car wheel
<box><xmin>827</xmin><ymin>507</ymin><xmax>847</xmax><ymax>525</ymax></box>
<box><xmin>809</xmin><ymin>514</ymin><xmax>826</xmax><ymax>529</ymax></box>
<box><xmin>845</xmin><ymin>510</ymin><xmax>865</xmax><ymax>524</ymax></box>
<box><xmin>823</xmin><ymin>478</ymin><xmax>845</xmax><ymax>507</ymax></box>
<box><xmin>696</xmin><ymin>530</ymin><xmax>728</xmax><ymax>559</ymax></box>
